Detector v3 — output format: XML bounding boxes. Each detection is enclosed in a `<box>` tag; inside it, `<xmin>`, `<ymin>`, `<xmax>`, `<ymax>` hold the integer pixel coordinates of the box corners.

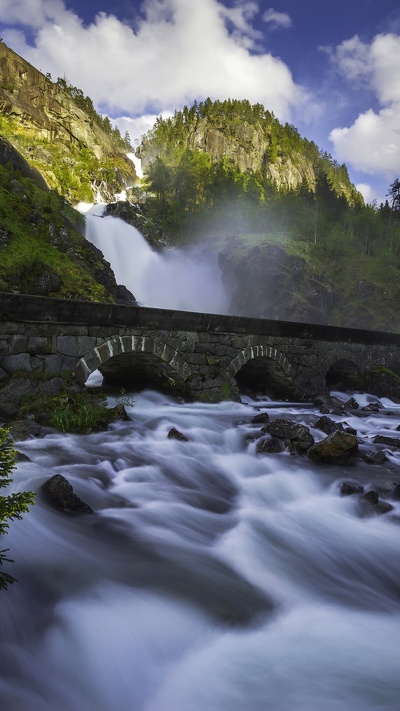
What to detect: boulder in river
<box><xmin>168</xmin><ymin>427</ymin><xmax>189</xmax><ymax>442</ymax></box>
<box><xmin>42</xmin><ymin>474</ymin><xmax>94</xmax><ymax>514</ymax></box>
<box><xmin>263</xmin><ymin>418</ymin><xmax>314</xmax><ymax>454</ymax></box>
<box><xmin>307</xmin><ymin>430</ymin><xmax>358</xmax><ymax>464</ymax></box>
<box><xmin>256</xmin><ymin>435</ymin><xmax>283</xmax><ymax>454</ymax></box>
<box><xmin>340</xmin><ymin>481</ymin><xmax>364</xmax><ymax>496</ymax></box>
<box><xmin>314</xmin><ymin>415</ymin><xmax>344</xmax><ymax>436</ymax></box>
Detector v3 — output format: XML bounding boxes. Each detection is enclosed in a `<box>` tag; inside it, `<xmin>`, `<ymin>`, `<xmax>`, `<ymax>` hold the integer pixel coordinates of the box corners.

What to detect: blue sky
<box><xmin>1</xmin><ymin>0</ymin><xmax>400</xmax><ymax>203</ymax></box>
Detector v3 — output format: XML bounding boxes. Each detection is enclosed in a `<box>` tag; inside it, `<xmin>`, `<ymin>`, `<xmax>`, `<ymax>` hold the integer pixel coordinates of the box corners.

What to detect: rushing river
<box><xmin>1</xmin><ymin>390</ymin><xmax>400</xmax><ymax>710</ymax></box>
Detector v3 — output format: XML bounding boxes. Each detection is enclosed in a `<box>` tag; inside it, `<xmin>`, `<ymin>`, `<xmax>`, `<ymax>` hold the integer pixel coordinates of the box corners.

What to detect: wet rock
<box><xmin>256</xmin><ymin>436</ymin><xmax>283</xmax><ymax>454</ymax></box>
<box><xmin>7</xmin><ymin>419</ymin><xmax>41</xmax><ymax>441</ymax></box>
<box><xmin>362</xmin><ymin>490</ymin><xmax>379</xmax><ymax>504</ymax></box>
<box><xmin>360</xmin><ymin>450</ymin><xmax>387</xmax><ymax>465</ymax></box>
<box><xmin>373</xmin><ymin>435</ymin><xmax>400</xmax><ymax>449</ymax></box>
<box><xmin>314</xmin><ymin>395</ymin><xmax>346</xmax><ymax>414</ymax></box>
<box><xmin>168</xmin><ymin>427</ymin><xmax>189</xmax><ymax>442</ymax></box>
<box><xmin>344</xmin><ymin>426</ymin><xmax>357</xmax><ymax>436</ymax></box>
<box><xmin>15</xmin><ymin>451</ymin><xmax>31</xmax><ymax>462</ymax></box>
<box><xmin>251</xmin><ymin>412</ymin><xmax>270</xmax><ymax>425</ymax></box>
<box><xmin>340</xmin><ymin>481</ymin><xmax>364</xmax><ymax>496</ymax></box>
<box><xmin>107</xmin><ymin>404</ymin><xmax>131</xmax><ymax>422</ymax></box>
<box><xmin>361</xmin><ymin>490</ymin><xmax>394</xmax><ymax>515</ymax></box>
<box><xmin>314</xmin><ymin>416</ymin><xmax>343</xmax><ymax>436</ymax></box>
<box><xmin>391</xmin><ymin>483</ymin><xmax>400</xmax><ymax>501</ymax></box>
<box><xmin>262</xmin><ymin>418</ymin><xmax>314</xmax><ymax>454</ymax></box>
<box><xmin>375</xmin><ymin>501</ymin><xmax>395</xmax><ymax>515</ymax></box>
<box><xmin>307</xmin><ymin>430</ymin><xmax>358</xmax><ymax>465</ymax></box>
<box><xmin>41</xmin><ymin>474</ymin><xmax>94</xmax><ymax>514</ymax></box>
<box><xmin>345</xmin><ymin>397</ymin><xmax>359</xmax><ymax>410</ymax></box>
<box><xmin>361</xmin><ymin>401</ymin><xmax>383</xmax><ymax>413</ymax></box>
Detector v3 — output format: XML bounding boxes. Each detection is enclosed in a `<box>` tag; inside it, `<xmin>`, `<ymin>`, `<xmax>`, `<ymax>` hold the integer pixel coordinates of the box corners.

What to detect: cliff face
<box><xmin>163</xmin><ymin>118</ymin><xmax>315</xmax><ymax>192</ymax></box>
<box><xmin>137</xmin><ymin>101</ymin><xmax>361</xmax><ymax>205</ymax></box>
<box><xmin>0</xmin><ymin>42</ymin><xmax>136</xmax><ymax>203</ymax></box>
<box><xmin>0</xmin><ymin>136</ymin><xmax>136</xmax><ymax>304</ymax></box>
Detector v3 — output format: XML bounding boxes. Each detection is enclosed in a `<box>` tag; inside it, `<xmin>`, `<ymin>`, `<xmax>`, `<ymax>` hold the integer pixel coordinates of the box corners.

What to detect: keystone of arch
<box><xmin>74</xmin><ymin>334</ymin><xmax>193</xmax><ymax>385</ymax></box>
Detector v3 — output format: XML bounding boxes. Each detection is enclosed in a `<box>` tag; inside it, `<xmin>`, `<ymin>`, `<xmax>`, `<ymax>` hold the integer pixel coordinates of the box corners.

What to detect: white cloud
<box><xmin>355</xmin><ymin>183</ymin><xmax>375</xmax><ymax>204</ymax></box>
<box><xmin>112</xmin><ymin>113</ymin><xmax>173</xmax><ymax>146</ymax></box>
<box><xmin>262</xmin><ymin>8</ymin><xmax>292</xmax><ymax>31</ymax></box>
<box><xmin>328</xmin><ymin>33</ymin><xmax>400</xmax><ymax>179</ymax></box>
<box><xmin>0</xmin><ymin>0</ymin><xmax>304</xmax><ymax>121</ymax></box>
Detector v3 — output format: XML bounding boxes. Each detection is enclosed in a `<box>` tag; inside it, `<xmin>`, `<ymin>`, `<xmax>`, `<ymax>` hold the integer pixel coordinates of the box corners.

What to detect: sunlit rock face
<box><xmin>0</xmin><ymin>42</ymin><xmax>136</xmax><ymax>202</ymax></box>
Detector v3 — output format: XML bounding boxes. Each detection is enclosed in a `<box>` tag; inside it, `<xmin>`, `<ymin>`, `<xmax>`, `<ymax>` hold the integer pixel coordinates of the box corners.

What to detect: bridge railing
<box><xmin>1</xmin><ymin>292</ymin><xmax>399</xmax><ymax>345</ymax></box>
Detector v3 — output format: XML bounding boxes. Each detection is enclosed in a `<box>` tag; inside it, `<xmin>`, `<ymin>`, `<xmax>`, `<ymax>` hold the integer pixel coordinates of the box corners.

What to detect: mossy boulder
<box><xmin>308</xmin><ymin>430</ymin><xmax>358</xmax><ymax>465</ymax></box>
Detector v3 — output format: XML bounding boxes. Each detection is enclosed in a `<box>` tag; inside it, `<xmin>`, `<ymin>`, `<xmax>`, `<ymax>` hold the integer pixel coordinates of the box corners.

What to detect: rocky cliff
<box><xmin>137</xmin><ymin>100</ymin><xmax>361</xmax><ymax>205</ymax></box>
<box><xmin>0</xmin><ymin>136</ymin><xmax>135</xmax><ymax>303</ymax></box>
<box><xmin>0</xmin><ymin>42</ymin><xmax>136</xmax><ymax>203</ymax></box>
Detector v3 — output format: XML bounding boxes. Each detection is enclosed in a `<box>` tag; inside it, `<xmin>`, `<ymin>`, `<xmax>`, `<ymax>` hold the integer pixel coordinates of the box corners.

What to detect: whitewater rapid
<box><xmin>1</xmin><ymin>391</ymin><xmax>400</xmax><ymax>710</ymax></box>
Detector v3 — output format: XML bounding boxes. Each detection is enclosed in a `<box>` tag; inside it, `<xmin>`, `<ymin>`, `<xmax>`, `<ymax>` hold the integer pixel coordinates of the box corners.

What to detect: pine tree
<box><xmin>0</xmin><ymin>428</ymin><xmax>35</xmax><ymax>590</ymax></box>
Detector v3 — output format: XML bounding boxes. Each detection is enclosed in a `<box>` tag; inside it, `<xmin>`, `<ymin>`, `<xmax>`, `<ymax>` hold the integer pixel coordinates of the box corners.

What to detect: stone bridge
<box><xmin>1</xmin><ymin>293</ymin><xmax>400</xmax><ymax>401</ymax></box>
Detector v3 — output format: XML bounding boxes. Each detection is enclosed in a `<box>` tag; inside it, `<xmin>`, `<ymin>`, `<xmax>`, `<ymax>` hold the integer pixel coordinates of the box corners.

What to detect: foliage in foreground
<box><xmin>0</xmin><ymin>428</ymin><xmax>35</xmax><ymax>590</ymax></box>
<box><xmin>19</xmin><ymin>389</ymin><xmax>126</xmax><ymax>434</ymax></box>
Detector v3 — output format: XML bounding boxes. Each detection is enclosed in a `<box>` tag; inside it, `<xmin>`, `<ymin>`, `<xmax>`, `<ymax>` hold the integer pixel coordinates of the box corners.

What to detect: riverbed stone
<box><xmin>256</xmin><ymin>435</ymin><xmax>283</xmax><ymax>454</ymax></box>
<box><xmin>339</xmin><ymin>481</ymin><xmax>364</xmax><ymax>496</ymax></box>
<box><xmin>314</xmin><ymin>415</ymin><xmax>343</xmax><ymax>435</ymax></box>
<box><xmin>168</xmin><ymin>427</ymin><xmax>189</xmax><ymax>442</ymax></box>
<box><xmin>307</xmin><ymin>430</ymin><xmax>358</xmax><ymax>465</ymax></box>
<box><xmin>41</xmin><ymin>474</ymin><xmax>94</xmax><ymax>514</ymax></box>
<box><xmin>263</xmin><ymin>418</ymin><xmax>314</xmax><ymax>454</ymax></box>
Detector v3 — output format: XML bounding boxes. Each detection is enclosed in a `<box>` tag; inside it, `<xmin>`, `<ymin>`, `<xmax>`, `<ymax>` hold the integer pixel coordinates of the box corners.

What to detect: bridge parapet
<box><xmin>1</xmin><ymin>293</ymin><xmax>400</xmax><ymax>401</ymax></box>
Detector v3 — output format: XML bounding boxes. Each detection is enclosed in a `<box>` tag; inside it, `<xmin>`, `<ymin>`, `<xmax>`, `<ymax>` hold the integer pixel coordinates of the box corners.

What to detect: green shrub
<box><xmin>0</xmin><ymin>428</ymin><xmax>35</xmax><ymax>589</ymax></box>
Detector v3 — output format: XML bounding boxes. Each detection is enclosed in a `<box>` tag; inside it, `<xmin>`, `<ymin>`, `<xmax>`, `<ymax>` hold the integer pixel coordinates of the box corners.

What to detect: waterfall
<box><xmin>83</xmin><ymin>205</ymin><xmax>229</xmax><ymax>313</ymax></box>
<box><xmin>127</xmin><ymin>152</ymin><xmax>143</xmax><ymax>179</ymax></box>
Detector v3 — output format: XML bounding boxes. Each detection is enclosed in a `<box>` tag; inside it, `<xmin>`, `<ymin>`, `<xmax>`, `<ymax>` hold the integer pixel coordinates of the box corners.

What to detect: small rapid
<box><xmin>1</xmin><ymin>391</ymin><xmax>400</xmax><ymax>710</ymax></box>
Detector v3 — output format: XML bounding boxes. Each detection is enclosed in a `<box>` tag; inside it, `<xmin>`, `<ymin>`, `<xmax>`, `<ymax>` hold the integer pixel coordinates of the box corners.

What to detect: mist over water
<box><xmin>83</xmin><ymin>205</ymin><xmax>229</xmax><ymax>313</ymax></box>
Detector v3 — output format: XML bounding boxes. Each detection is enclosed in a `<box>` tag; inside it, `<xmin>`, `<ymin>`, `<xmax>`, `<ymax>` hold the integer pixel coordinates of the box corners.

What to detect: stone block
<box><xmin>57</xmin><ymin>336</ymin><xmax>79</xmax><ymax>357</ymax></box>
<box><xmin>27</xmin><ymin>336</ymin><xmax>52</xmax><ymax>355</ymax></box>
<box><xmin>44</xmin><ymin>355</ymin><xmax>62</xmax><ymax>374</ymax></box>
<box><xmin>207</xmin><ymin>355</ymin><xmax>220</xmax><ymax>366</ymax></box>
<box><xmin>10</xmin><ymin>335</ymin><xmax>28</xmax><ymax>354</ymax></box>
<box><xmin>31</xmin><ymin>356</ymin><xmax>45</xmax><ymax>372</ymax></box>
<box><xmin>76</xmin><ymin>336</ymin><xmax>97</xmax><ymax>357</ymax></box>
<box><xmin>84</xmin><ymin>350</ymin><xmax>101</xmax><ymax>371</ymax></box>
<box><xmin>60</xmin><ymin>355</ymin><xmax>79</xmax><ymax>371</ymax></box>
<box><xmin>0</xmin><ymin>340</ymin><xmax>9</xmax><ymax>357</ymax></box>
<box><xmin>186</xmin><ymin>353</ymin><xmax>206</xmax><ymax>366</ymax></box>
<box><xmin>1</xmin><ymin>353</ymin><xmax>31</xmax><ymax>373</ymax></box>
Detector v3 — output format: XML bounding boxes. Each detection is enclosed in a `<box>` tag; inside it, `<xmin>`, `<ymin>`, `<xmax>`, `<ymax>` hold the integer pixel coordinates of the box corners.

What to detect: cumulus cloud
<box><xmin>112</xmin><ymin>113</ymin><xmax>173</xmax><ymax>146</ymax></box>
<box><xmin>355</xmin><ymin>183</ymin><xmax>376</xmax><ymax>204</ymax></box>
<box><xmin>0</xmin><ymin>0</ymin><xmax>304</xmax><ymax>121</ymax></box>
<box><xmin>262</xmin><ymin>8</ymin><xmax>292</xmax><ymax>31</ymax></box>
<box><xmin>328</xmin><ymin>33</ymin><xmax>400</xmax><ymax>178</ymax></box>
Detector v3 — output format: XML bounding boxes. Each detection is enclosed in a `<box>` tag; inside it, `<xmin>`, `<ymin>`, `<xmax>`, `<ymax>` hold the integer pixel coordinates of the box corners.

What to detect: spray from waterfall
<box><xmin>82</xmin><ymin>205</ymin><xmax>229</xmax><ymax>314</ymax></box>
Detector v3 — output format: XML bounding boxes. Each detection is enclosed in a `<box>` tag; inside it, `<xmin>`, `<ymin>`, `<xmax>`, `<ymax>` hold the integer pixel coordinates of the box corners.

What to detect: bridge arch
<box><xmin>228</xmin><ymin>345</ymin><xmax>298</xmax><ymax>398</ymax></box>
<box><xmin>324</xmin><ymin>351</ymin><xmax>363</xmax><ymax>390</ymax></box>
<box><xmin>75</xmin><ymin>334</ymin><xmax>193</xmax><ymax>393</ymax></box>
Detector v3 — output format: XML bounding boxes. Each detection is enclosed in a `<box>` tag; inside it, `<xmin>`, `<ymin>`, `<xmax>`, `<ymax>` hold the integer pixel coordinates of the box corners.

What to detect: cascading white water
<box><xmin>1</xmin><ymin>392</ymin><xmax>400</xmax><ymax>710</ymax></box>
<box><xmin>83</xmin><ymin>205</ymin><xmax>229</xmax><ymax>313</ymax></box>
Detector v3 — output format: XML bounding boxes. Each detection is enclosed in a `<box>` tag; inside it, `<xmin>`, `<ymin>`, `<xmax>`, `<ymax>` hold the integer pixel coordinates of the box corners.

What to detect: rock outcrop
<box><xmin>0</xmin><ymin>42</ymin><xmax>136</xmax><ymax>202</ymax></box>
